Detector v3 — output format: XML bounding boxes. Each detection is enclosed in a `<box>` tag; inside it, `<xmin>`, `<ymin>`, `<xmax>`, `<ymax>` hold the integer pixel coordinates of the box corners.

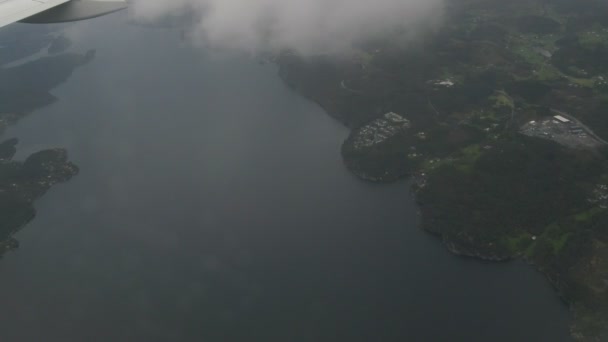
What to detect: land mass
<box><xmin>0</xmin><ymin>30</ymin><xmax>89</xmax><ymax>259</ymax></box>
<box><xmin>277</xmin><ymin>0</ymin><xmax>608</xmax><ymax>340</ymax></box>
<box><xmin>0</xmin><ymin>138</ymin><xmax>78</xmax><ymax>258</ymax></box>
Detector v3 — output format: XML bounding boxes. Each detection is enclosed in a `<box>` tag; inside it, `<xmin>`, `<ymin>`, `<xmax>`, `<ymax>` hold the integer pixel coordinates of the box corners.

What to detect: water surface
<box><xmin>0</xmin><ymin>15</ymin><xmax>572</xmax><ymax>341</ymax></box>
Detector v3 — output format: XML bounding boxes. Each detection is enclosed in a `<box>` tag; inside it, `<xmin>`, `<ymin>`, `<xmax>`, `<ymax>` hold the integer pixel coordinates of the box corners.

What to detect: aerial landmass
<box><xmin>2</xmin><ymin>1</ymin><xmax>608</xmax><ymax>339</ymax></box>
<box><xmin>277</xmin><ymin>0</ymin><xmax>608</xmax><ymax>339</ymax></box>
<box><xmin>0</xmin><ymin>139</ymin><xmax>78</xmax><ymax>258</ymax></box>
<box><xmin>0</xmin><ymin>30</ymin><xmax>90</xmax><ymax>259</ymax></box>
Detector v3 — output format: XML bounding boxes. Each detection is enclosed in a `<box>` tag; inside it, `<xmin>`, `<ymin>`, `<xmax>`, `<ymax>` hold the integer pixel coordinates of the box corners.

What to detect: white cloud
<box><xmin>131</xmin><ymin>0</ymin><xmax>444</xmax><ymax>55</ymax></box>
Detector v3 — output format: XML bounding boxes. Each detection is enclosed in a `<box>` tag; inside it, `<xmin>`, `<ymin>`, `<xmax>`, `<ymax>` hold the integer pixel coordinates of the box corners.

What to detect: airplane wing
<box><xmin>0</xmin><ymin>0</ymin><xmax>70</xmax><ymax>28</ymax></box>
<box><xmin>0</xmin><ymin>0</ymin><xmax>127</xmax><ymax>29</ymax></box>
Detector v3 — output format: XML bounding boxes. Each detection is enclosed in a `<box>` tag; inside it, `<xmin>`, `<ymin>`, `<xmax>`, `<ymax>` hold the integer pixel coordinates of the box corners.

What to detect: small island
<box><xmin>0</xmin><ymin>31</ymin><xmax>89</xmax><ymax>259</ymax></box>
<box><xmin>277</xmin><ymin>0</ymin><xmax>608</xmax><ymax>339</ymax></box>
<box><xmin>0</xmin><ymin>138</ymin><xmax>79</xmax><ymax>258</ymax></box>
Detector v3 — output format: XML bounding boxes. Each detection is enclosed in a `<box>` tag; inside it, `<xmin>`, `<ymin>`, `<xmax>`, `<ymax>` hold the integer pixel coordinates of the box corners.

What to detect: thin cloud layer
<box><xmin>132</xmin><ymin>0</ymin><xmax>444</xmax><ymax>54</ymax></box>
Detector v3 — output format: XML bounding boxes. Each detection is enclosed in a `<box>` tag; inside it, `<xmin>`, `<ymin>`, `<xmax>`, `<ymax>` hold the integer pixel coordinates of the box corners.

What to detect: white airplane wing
<box><xmin>0</xmin><ymin>0</ymin><xmax>127</xmax><ymax>29</ymax></box>
<box><xmin>0</xmin><ymin>0</ymin><xmax>70</xmax><ymax>28</ymax></box>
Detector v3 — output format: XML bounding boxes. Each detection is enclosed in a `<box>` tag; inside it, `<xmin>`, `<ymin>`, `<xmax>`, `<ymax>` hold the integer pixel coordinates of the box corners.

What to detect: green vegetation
<box><xmin>534</xmin><ymin>223</ymin><xmax>572</xmax><ymax>256</ymax></box>
<box><xmin>418</xmin><ymin>135</ymin><xmax>602</xmax><ymax>250</ymax></box>
<box><xmin>278</xmin><ymin>0</ymin><xmax>608</xmax><ymax>339</ymax></box>
<box><xmin>451</xmin><ymin>144</ymin><xmax>482</xmax><ymax>173</ymax></box>
<box><xmin>0</xmin><ymin>142</ymin><xmax>79</xmax><ymax>258</ymax></box>
<box><xmin>574</xmin><ymin>207</ymin><xmax>605</xmax><ymax>222</ymax></box>
<box><xmin>578</xmin><ymin>26</ymin><xmax>608</xmax><ymax>49</ymax></box>
<box><xmin>489</xmin><ymin>90</ymin><xmax>514</xmax><ymax>110</ymax></box>
<box><xmin>416</xmin><ymin>136</ymin><xmax>608</xmax><ymax>339</ymax></box>
<box><xmin>503</xmin><ymin>231</ymin><xmax>534</xmax><ymax>255</ymax></box>
<box><xmin>0</xmin><ymin>47</ymin><xmax>90</xmax><ymax>257</ymax></box>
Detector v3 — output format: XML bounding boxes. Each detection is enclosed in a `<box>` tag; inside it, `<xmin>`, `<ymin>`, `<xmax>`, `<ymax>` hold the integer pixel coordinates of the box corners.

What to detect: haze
<box><xmin>132</xmin><ymin>0</ymin><xmax>444</xmax><ymax>54</ymax></box>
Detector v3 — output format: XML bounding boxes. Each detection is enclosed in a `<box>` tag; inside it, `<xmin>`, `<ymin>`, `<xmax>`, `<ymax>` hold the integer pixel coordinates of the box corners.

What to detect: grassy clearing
<box><xmin>536</xmin><ymin>64</ymin><xmax>562</xmax><ymax>81</ymax></box>
<box><xmin>450</xmin><ymin>144</ymin><xmax>482</xmax><ymax>173</ymax></box>
<box><xmin>503</xmin><ymin>231</ymin><xmax>534</xmax><ymax>254</ymax></box>
<box><xmin>574</xmin><ymin>207</ymin><xmax>606</xmax><ymax>222</ymax></box>
<box><xmin>552</xmin><ymin>232</ymin><xmax>572</xmax><ymax>255</ymax></box>
<box><xmin>569</xmin><ymin>76</ymin><xmax>596</xmax><ymax>88</ymax></box>
<box><xmin>419</xmin><ymin>158</ymin><xmax>447</xmax><ymax>173</ymax></box>
<box><xmin>490</xmin><ymin>90</ymin><xmax>514</xmax><ymax>109</ymax></box>
<box><xmin>509</xmin><ymin>33</ymin><xmax>559</xmax><ymax>65</ymax></box>
<box><xmin>579</xmin><ymin>26</ymin><xmax>608</xmax><ymax>49</ymax></box>
<box><xmin>522</xmin><ymin>223</ymin><xmax>574</xmax><ymax>257</ymax></box>
<box><xmin>419</xmin><ymin>144</ymin><xmax>483</xmax><ymax>174</ymax></box>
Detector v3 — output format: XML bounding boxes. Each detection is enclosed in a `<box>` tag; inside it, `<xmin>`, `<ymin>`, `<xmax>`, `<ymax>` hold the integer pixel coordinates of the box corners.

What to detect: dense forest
<box><xmin>278</xmin><ymin>0</ymin><xmax>608</xmax><ymax>339</ymax></box>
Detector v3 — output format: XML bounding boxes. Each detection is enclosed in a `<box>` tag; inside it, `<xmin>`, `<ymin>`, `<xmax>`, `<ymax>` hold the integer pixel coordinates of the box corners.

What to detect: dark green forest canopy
<box><xmin>277</xmin><ymin>0</ymin><xmax>608</xmax><ymax>339</ymax></box>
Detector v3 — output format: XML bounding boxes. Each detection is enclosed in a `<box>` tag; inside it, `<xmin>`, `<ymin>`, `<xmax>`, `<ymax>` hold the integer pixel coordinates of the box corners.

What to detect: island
<box><xmin>0</xmin><ymin>138</ymin><xmax>79</xmax><ymax>258</ymax></box>
<box><xmin>277</xmin><ymin>0</ymin><xmax>608</xmax><ymax>340</ymax></box>
<box><xmin>0</xmin><ymin>30</ymin><xmax>91</xmax><ymax>259</ymax></box>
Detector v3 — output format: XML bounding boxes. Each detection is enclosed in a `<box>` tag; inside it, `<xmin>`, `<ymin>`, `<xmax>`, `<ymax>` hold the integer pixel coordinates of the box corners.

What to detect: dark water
<box><xmin>0</xmin><ymin>15</ymin><xmax>572</xmax><ymax>342</ymax></box>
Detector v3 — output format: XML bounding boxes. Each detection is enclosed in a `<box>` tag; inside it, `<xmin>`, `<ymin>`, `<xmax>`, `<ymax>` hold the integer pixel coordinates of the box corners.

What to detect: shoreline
<box><xmin>275</xmin><ymin>52</ymin><xmax>606</xmax><ymax>340</ymax></box>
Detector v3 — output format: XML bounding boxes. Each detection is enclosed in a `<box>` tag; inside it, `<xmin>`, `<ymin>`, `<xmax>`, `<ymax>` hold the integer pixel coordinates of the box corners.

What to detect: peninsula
<box><xmin>277</xmin><ymin>0</ymin><xmax>608</xmax><ymax>339</ymax></box>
